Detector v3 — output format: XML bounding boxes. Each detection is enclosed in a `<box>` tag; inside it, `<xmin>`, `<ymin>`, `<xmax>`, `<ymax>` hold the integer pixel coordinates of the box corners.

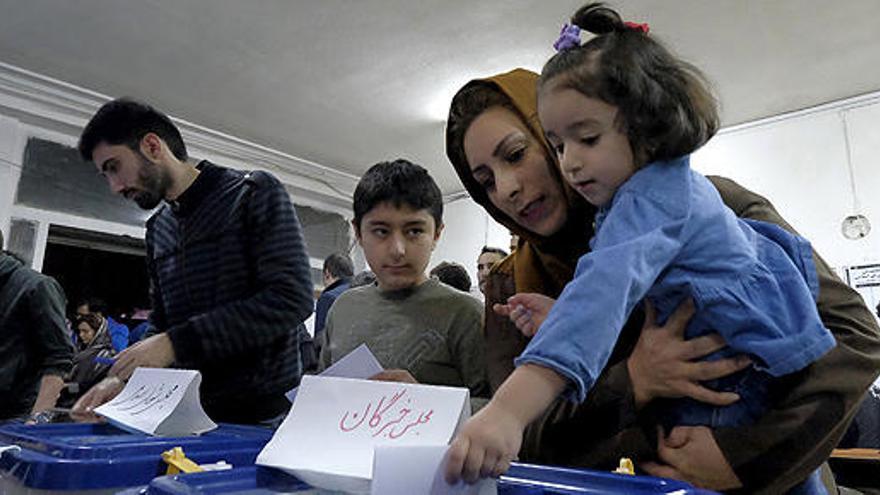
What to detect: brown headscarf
<box><xmin>445</xmin><ymin>68</ymin><xmax>595</xmax><ymax>298</ymax></box>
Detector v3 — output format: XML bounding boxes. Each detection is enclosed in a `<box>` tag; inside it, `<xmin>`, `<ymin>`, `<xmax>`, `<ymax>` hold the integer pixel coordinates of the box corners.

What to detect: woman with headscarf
<box><xmin>59</xmin><ymin>313</ymin><xmax>116</xmax><ymax>407</ymax></box>
<box><xmin>445</xmin><ymin>68</ymin><xmax>880</xmax><ymax>493</ymax></box>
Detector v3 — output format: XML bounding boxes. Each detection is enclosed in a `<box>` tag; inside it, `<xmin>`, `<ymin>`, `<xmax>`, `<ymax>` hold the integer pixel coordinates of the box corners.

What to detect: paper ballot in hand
<box><xmin>259</xmin><ymin>376</ymin><xmax>480</xmax><ymax>494</ymax></box>
<box><xmin>286</xmin><ymin>343</ymin><xmax>383</xmax><ymax>403</ymax></box>
<box><xmin>95</xmin><ymin>368</ymin><xmax>217</xmax><ymax>436</ymax></box>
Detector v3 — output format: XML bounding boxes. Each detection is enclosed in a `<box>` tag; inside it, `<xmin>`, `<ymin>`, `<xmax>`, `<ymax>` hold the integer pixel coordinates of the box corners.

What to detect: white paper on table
<box><xmin>0</xmin><ymin>445</ymin><xmax>21</xmax><ymax>456</ymax></box>
<box><xmin>286</xmin><ymin>343</ymin><xmax>384</xmax><ymax>403</ymax></box>
<box><xmin>259</xmin><ymin>375</ymin><xmax>470</xmax><ymax>494</ymax></box>
<box><xmin>94</xmin><ymin>368</ymin><xmax>217</xmax><ymax>436</ymax></box>
<box><xmin>371</xmin><ymin>445</ymin><xmax>497</xmax><ymax>495</ymax></box>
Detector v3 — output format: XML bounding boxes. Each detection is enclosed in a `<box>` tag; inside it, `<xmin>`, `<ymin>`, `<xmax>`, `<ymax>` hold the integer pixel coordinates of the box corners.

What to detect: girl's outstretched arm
<box><xmin>445</xmin><ymin>364</ymin><xmax>567</xmax><ymax>484</ymax></box>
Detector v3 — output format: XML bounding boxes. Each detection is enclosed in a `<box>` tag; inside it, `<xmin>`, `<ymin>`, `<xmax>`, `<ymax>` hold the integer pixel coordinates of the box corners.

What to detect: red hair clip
<box><xmin>623</xmin><ymin>21</ymin><xmax>650</xmax><ymax>34</ymax></box>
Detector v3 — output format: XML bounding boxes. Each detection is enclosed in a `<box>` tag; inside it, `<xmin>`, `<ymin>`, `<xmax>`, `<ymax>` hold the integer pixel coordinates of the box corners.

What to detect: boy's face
<box><xmin>355</xmin><ymin>202</ymin><xmax>442</xmax><ymax>292</ymax></box>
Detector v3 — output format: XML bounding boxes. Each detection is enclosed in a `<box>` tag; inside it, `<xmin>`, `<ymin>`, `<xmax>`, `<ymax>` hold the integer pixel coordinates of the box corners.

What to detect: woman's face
<box><xmin>462</xmin><ymin>106</ymin><xmax>568</xmax><ymax>237</ymax></box>
<box><xmin>77</xmin><ymin>321</ymin><xmax>96</xmax><ymax>345</ymax></box>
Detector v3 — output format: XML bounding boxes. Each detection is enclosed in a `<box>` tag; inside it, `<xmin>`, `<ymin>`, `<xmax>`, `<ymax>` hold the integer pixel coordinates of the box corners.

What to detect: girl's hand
<box><xmin>444</xmin><ymin>402</ymin><xmax>524</xmax><ymax>484</ymax></box>
<box><xmin>628</xmin><ymin>299</ymin><xmax>752</xmax><ymax>408</ymax></box>
<box><xmin>493</xmin><ymin>293</ymin><xmax>556</xmax><ymax>337</ymax></box>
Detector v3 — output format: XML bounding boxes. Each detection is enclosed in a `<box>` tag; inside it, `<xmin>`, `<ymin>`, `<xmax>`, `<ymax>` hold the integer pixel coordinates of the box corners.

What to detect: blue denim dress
<box><xmin>515</xmin><ymin>156</ymin><xmax>833</xmax><ymax>494</ymax></box>
<box><xmin>515</xmin><ymin>155</ymin><xmax>834</xmax><ymax>412</ymax></box>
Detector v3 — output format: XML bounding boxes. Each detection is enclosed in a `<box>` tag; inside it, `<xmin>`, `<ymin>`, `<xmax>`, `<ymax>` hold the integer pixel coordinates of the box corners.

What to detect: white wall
<box><xmin>692</xmin><ymin>97</ymin><xmax>880</xmax><ymax>269</ymax></box>
<box><xmin>431</xmin><ymin>197</ymin><xmax>511</xmax><ymax>291</ymax></box>
<box><xmin>0</xmin><ymin>114</ymin><xmax>23</xmax><ymax>247</ymax></box>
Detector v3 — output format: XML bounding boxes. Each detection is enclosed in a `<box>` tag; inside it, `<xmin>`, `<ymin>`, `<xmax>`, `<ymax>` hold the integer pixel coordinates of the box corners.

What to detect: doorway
<box><xmin>41</xmin><ymin>225</ymin><xmax>149</xmax><ymax>323</ymax></box>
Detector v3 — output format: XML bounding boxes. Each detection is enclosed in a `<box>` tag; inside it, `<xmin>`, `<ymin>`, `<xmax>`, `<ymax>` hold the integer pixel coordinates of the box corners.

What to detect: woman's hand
<box><xmin>628</xmin><ymin>299</ymin><xmax>752</xmax><ymax>408</ymax></box>
<box><xmin>493</xmin><ymin>293</ymin><xmax>556</xmax><ymax>337</ymax></box>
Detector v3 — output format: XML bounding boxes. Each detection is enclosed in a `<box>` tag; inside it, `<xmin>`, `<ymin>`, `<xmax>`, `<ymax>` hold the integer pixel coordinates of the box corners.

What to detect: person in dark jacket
<box><xmin>313</xmin><ymin>252</ymin><xmax>353</xmax><ymax>358</ymax></box>
<box><xmin>72</xmin><ymin>98</ymin><xmax>314</xmax><ymax>425</ymax></box>
<box><xmin>0</xmin><ymin>230</ymin><xmax>74</xmax><ymax>421</ymax></box>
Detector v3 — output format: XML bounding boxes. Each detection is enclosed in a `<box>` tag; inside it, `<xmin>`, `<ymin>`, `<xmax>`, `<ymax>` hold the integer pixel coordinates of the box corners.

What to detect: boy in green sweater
<box><xmin>319</xmin><ymin>159</ymin><xmax>489</xmax><ymax>409</ymax></box>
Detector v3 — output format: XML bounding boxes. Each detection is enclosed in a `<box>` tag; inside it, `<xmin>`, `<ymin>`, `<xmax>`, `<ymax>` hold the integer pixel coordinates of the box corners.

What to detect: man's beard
<box><xmin>132</xmin><ymin>154</ymin><xmax>170</xmax><ymax>210</ymax></box>
<box><xmin>132</xmin><ymin>188</ymin><xmax>163</xmax><ymax>210</ymax></box>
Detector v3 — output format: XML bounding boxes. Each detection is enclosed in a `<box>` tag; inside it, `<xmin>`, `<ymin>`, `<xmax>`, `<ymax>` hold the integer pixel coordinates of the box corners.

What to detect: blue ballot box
<box><xmin>0</xmin><ymin>422</ymin><xmax>273</xmax><ymax>494</ymax></box>
<box><xmin>135</xmin><ymin>462</ymin><xmax>718</xmax><ymax>494</ymax></box>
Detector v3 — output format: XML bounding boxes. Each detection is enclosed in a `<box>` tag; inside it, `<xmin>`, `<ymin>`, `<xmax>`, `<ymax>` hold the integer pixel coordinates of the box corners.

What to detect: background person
<box><xmin>0</xmin><ymin>229</ymin><xmax>74</xmax><ymax>422</ymax></box>
<box><xmin>431</xmin><ymin>260</ymin><xmax>473</xmax><ymax>292</ymax></box>
<box><xmin>476</xmin><ymin>246</ymin><xmax>507</xmax><ymax>295</ymax></box>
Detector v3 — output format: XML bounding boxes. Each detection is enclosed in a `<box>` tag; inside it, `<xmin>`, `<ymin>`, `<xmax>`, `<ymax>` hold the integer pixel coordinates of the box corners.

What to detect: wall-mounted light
<box><xmin>840</xmin><ymin>110</ymin><xmax>870</xmax><ymax>240</ymax></box>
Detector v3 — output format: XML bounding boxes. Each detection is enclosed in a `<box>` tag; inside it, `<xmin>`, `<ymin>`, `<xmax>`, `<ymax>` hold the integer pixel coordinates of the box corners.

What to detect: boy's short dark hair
<box><xmin>353</xmin><ymin>159</ymin><xmax>443</xmax><ymax>231</ymax></box>
<box><xmin>78</xmin><ymin>98</ymin><xmax>188</xmax><ymax>162</ymax></box>
<box><xmin>480</xmin><ymin>246</ymin><xmax>508</xmax><ymax>258</ymax></box>
<box><xmin>323</xmin><ymin>253</ymin><xmax>354</xmax><ymax>279</ymax></box>
<box><xmin>430</xmin><ymin>261</ymin><xmax>472</xmax><ymax>292</ymax></box>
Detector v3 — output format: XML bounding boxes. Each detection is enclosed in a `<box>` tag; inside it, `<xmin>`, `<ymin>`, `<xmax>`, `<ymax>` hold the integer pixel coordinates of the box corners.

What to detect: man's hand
<box><xmin>628</xmin><ymin>299</ymin><xmax>751</xmax><ymax>408</ymax></box>
<box><xmin>71</xmin><ymin>376</ymin><xmax>126</xmax><ymax>422</ymax></box>
<box><xmin>493</xmin><ymin>293</ymin><xmax>556</xmax><ymax>337</ymax></box>
<box><xmin>641</xmin><ymin>426</ymin><xmax>743</xmax><ymax>491</ymax></box>
<box><xmin>28</xmin><ymin>374</ymin><xmax>65</xmax><ymax>415</ymax></box>
<box><xmin>370</xmin><ymin>369</ymin><xmax>418</xmax><ymax>384</ymax></box>
<box><xmin>110</xmin><ymin>333</ymin><xmax>176</xmax><ymax>380</ymax></box>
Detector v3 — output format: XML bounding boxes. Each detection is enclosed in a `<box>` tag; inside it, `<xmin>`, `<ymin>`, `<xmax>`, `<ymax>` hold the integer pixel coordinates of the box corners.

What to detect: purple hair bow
<box><xmin>553</xmin><ymin>23</ymin><xmax>581</xmax><ymax>52</ymax></box>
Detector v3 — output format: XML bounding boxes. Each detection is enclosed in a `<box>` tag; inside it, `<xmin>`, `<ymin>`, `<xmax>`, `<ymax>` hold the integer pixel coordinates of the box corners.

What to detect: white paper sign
<box><xmin>259</xmin><ymin>376</ymin><xmax>470</xmax><ymax>494</ymax></box>
<box><xmin>286</xmin><ymin>344</ymin><xmax>384</xmax><ymax>403</ymax></box>
<box><xmin>371</xmin><ymin>445</ymin><xmax>497</xmax><ymax>495</ymax></box>
<box><xmin>95</xmin><ymin>368</ymin><xmax>217</xmax><ymax>436</ymax></box>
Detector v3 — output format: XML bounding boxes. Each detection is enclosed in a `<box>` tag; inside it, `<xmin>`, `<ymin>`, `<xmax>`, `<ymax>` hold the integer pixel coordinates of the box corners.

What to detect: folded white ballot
<box><xmin>259</xmin><ymin>375</ymin><xmax>483</xmax><ymax>494</ymax></box>
<box><xmin>95</xmin><ymin>367</ymin><xmax>217</xmax><ymax>436</ymax></box>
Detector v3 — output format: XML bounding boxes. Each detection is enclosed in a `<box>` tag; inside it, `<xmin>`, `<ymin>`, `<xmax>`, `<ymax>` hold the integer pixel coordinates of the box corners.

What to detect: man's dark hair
<box><xmin>78</xmin><ymin>297</ymin><xmax>109</xmax><ymax>316</ymax></box>
<box><xmin>350</xmin><ymin>270</ymin><xmax>377</xmax><ymax>288</ymax></box>
<box><xmin>78</xmin><ymin>98</ymin><xmax>188</xmax><ymax>162</ymax></box>
<box><xmin>430</xmin><ymin>261</ymin><xmax>472</xmax><ymax>292</ymax></box>
<box><xmin>480</xmin><ymin>246</ymin><xmax>508</xmax><ymax>257</ymax></box>
<box><xmin>352</xmin><ymin>159</ymin><xmax>443</xmax><ymax>231</ymax></box>
<box><xmin>323</xmin><ymin>253</ymin><xmax>354</xmax><ymax>280</ymax></box>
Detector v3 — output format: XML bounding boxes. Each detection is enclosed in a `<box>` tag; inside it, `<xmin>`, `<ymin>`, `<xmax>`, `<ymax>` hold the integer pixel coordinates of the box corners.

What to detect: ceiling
<box><xmin>0</xmin><ymin>0</ymin><xmax>878</xmax><ymax>195</ymax></box>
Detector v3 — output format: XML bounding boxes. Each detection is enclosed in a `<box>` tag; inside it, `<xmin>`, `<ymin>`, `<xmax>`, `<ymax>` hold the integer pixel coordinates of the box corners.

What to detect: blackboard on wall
<box><xmin>17</xmin><ymin>138</ymin><xmax>152</xmax><ymax>227</ymax></box>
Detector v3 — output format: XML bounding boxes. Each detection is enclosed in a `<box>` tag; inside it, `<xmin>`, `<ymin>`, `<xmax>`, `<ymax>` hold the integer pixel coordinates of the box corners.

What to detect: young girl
<box><xmin>445</xmin><ymin>3</ymin><xmax>835</xmax><ymax>490</ymax></box>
